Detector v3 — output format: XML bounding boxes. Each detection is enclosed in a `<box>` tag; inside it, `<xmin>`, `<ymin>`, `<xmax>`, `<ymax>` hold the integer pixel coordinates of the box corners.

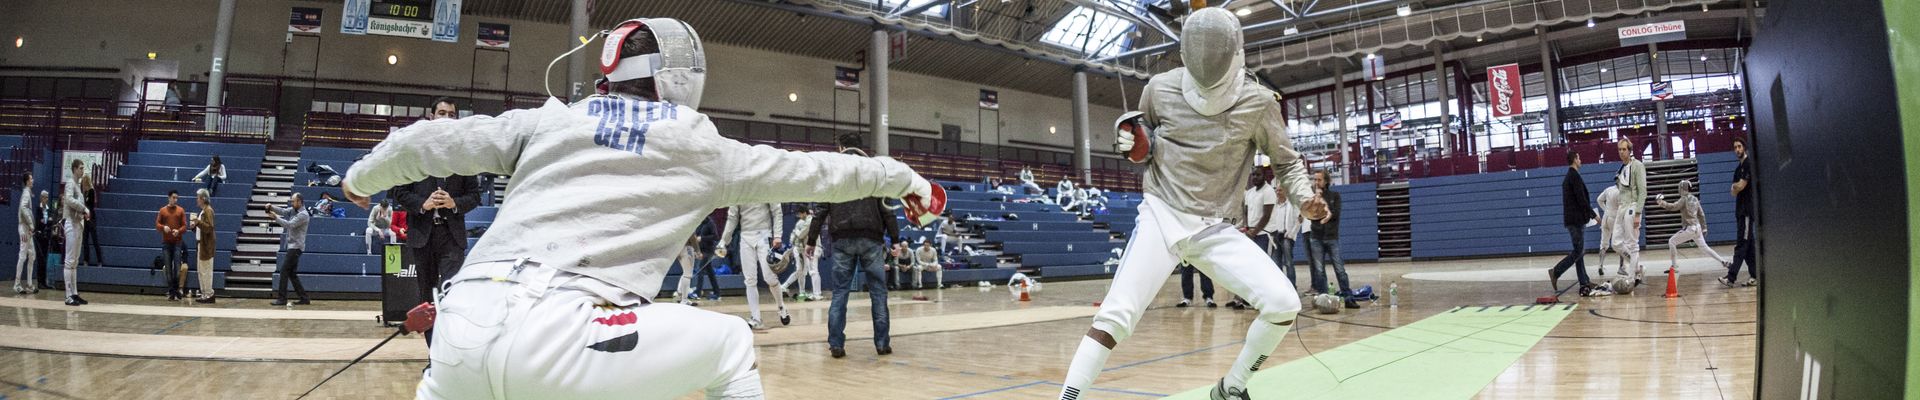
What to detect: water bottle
<box><xmin>1389</xmin><ymin>281</ymin><xmax>1398</xmax><ymax>308</ymax></box>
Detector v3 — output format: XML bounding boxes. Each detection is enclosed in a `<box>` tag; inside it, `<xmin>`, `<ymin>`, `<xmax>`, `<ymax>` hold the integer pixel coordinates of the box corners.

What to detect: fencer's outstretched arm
<box><xmin>714</xmin><ymin>138</ymin><xmax>921</xmax><ymax>207</ymax></box>
<box><xmin>1655</xmin><ymin>194</ymin><xmax>1683</xmax><ymax>211</ymax></box>
<box><xmin>342</xmin><ymin>101</ymin><xmax>552</xmax><ymax>200</ymax></box>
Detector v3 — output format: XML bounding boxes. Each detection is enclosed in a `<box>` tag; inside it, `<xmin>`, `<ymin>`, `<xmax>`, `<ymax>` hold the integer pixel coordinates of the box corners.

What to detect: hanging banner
<box><xmin>1650</xmin><ymin>81</ymin><xmax>1674</xmax><ymax>101</ymax></box>
<box><xmin>834</xmin><ymin>67</ymin><xmax>861</xmax><ymax>90</ymax></box>
<box><xmin>476</xmin><ymin>22</ymin><xmax>510</xmax><ymax>48</ymax></box>
<box><xmin>290</xmin><ymin>7</ymin><xmax>324</xmax><ymax>33</ymax></box>
<box><xmin>341</xmin><ymin>0</ymin><xmax>370</xmax><ymax>35</ymax></box>
<box><xmin>1618</xmin><ymin>20</ymin><xmax>1687</xmax><ymax>47</ymax></box>
<box><xmin>1363</xmin><ymin>55</ymin><xmax>1387</xmax><ymax>81</ymax></box>
<box><xmin>430</xmin><ymin>0</ymin><xmax>462</xmax><ymax>43</ymax></box>
<box><xmin>889</xmin><ymin>31</ymin><xmax>907</xmax><ymax>62</ymax></box>
<box><xmin>1487</xmin><ymin>63</ymin><xmax>1524</xmax><ymax>118</ymax></box>
<box><xmin>979</xmin><ymin>89</ymin><xmax>1000</xmax><ymax>110</ymax></box>
<box><xmin>1380</xmin><ymin>112</ymin><xmax>1402</xmax><ymax>130</ymax></box>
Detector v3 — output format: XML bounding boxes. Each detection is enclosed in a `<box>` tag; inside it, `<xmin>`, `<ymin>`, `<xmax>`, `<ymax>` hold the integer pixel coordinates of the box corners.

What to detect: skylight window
<box><xmin>1042</xmin><ymin>7</ymin><xmax>1136</xmax><ymax>57</ymax></box>
<box><xmin>857</xmin><ymin>0</ymin><xmax>949</xmax><ymax>17</ymax></box>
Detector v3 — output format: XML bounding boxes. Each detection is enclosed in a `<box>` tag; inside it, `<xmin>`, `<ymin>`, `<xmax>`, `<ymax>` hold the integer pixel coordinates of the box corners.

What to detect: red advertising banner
<box><xmin>1487</xmin><ymin>63</ymin><xmax>1523</xmax><ymax>118</ymax></box>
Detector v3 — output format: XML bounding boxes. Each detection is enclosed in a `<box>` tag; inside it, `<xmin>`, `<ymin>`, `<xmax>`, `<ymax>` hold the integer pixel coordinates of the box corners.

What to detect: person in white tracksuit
<box><xmin>718</xmin><ymin>202</ymin><xmax>789</xmax><ymax>328</ymax></box>
<box><xmin>365</xmin><ymin>200</ymin><xmax>393</xmax><ymax>254</ymax></box>
<box><xmin>912</xmin><ymin>237</ymin><xmax>941</xmax><ymax>289</ymax></box>
<box><xmin>779</xmin><ymin>207</ymin><xmax>821</xmax><ymax>300</ymax></box>
<box><xmin>14</xmin><ymin>175</ymin><xmax>34</xmax><ymax>294</ymax></box>
<box><xmin>1656</xmin><ymin>179</ymin><xmax>1728</xmax><ymax>269</ymax></box>
<box><xmin>1058</xmin><ymin>8</ymin><xmax>1328</xmax><ymax>400</ymax></box>
<box><xmin>340</xmin><ymin>18</ymin><xmax>939</xmax><ymax>400</ymax></box>
<box><xmin>1611</xmin><ymin>139</ymin><xmax>1648</xmax><ymax>281</ymax></box>
<box><xmin>61</xmin><ymin>160</ymin><xmax>90</xmax><ymax>306</ymax></box>
<box><xmin>1055</xmin><ymin>178</ymin><xmax>1076</xmax><ymax>206</ymax></box>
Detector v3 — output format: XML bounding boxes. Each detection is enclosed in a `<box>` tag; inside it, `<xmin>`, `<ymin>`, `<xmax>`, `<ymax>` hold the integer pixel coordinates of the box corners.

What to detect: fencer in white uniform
<box><xmin>778</xmin><ymin>208</ymin><xmax>822</xmax><ymax>300</ymax></box>
<box><xmin>1656</xmin><ymin>179</ymin><xmax>1728</xmax><ymax>268</ymax></box>
<box><xmin>342</xmin><ymin>18</ymin><xmax>938</xmax><ymax>400</ymax></box>
<box><xmin>718</xmin><ymin>202</ymin><xmax>789</xmax><ymax>328</ymax></box>
<box><xmin>60</xmin><ymin>161</ymin><xmax>89</xmax><ymax>306</ymax></box>
<box><xmin>14</xmin><ymin>178</ymin><xmax>35</xmax><ymax>294</ymax></box>
<box><xmin>1057</xmin><ymin>8</ymin><xmax>1328</xmax><ymax>400</ymax></box>
<box><xmin>1612</xmin><ymin>140</ymin><xmax>1648</xmax><ymax>280</ymax></box>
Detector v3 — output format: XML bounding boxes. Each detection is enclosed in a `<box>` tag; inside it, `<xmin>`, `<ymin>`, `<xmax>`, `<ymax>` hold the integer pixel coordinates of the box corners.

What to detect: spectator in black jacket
<box><xmin>1549</xmin><ymin>152</ymin><xmax>1600</xmax><ymax>292</ymax></box>
<box><xmin>690</xmin><ymin>213</ymin><xmax>724</xmax><ymax>300</ymax></box>
<box><xmin>1722</xmin><ymin>136</ymin><xmax>1758</xmax><ymax>287</ymax></box>
<box><xmin>1305</xmin><ymin>170</ymin><xmax>1356</xmax><ymax>308</ymax></box>
<box><xmin>805</xmin><ymin>133</ymin><xmax>902</xmax><ymax>359</ymax></box>
<box><xmin>390</xmin><ymin>174</ymin><xmax>481</xmax><ymax>348</ymax></box>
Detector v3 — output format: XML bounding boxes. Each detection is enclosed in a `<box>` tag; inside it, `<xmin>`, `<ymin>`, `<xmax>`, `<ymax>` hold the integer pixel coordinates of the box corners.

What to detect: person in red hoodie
<box><xmin>155</xmin><ymin>190</ymin><xmax>189</xmax><ymax>301</ymax></box>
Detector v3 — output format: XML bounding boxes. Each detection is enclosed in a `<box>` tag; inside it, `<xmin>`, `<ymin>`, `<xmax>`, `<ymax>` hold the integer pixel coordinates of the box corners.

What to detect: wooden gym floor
<box><xmin>0</xmin><ymin>246</ymin><xmax>1755</xmax><ymax>399</ymax></box>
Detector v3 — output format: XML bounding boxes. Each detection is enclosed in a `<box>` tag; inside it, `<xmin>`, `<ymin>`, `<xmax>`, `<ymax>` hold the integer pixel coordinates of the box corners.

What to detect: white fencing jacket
<box><xmin>345</xmin><ymin>96</ymin><xmax>920</xmax><ymax>300</ymax></box>
<box><xmin>720</xmin><ymin>203</ymin><xmax>782</xmax><ymax>247</ymax></box>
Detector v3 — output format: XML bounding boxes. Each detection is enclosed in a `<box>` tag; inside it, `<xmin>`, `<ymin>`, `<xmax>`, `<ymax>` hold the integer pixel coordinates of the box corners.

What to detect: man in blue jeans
<box><xmin>804</xmin><ymin>133</ymin><xmax>902</xmax><ymax>359</ymax></box>
<box><xmin>1306</xmin><ymin>170</ymin><xmax>1357</xmax><ymax>308</ymax></box>
<box><xmin>1549</xmin><ymin>152</ymin><xmax>1599</xmax><ymax>293</ymax></box>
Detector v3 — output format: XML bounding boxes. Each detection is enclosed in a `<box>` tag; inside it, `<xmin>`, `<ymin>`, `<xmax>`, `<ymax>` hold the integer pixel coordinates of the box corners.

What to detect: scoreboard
<box><xmin>371</xmin><ymin>0</ymin><xmax>433</xmax><ymax>22</ymax></box>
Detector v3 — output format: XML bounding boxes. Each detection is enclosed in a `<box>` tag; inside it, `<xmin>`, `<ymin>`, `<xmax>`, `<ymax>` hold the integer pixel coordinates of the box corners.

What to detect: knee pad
<box><xmin>1256</xmin><ymin>295</ymin><xmax>1302</xmax><ymax>324</ymax></box>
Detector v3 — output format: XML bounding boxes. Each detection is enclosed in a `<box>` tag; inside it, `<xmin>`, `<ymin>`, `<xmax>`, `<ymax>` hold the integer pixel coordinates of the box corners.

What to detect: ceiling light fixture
<box><xmin>1587</xmin><ymin>18</ymin><xmax>1596</xmax><ymax>28</ymax></box>
<box><xmin>388</xmin><ymin>54</ymin><xmax>398</xmax><ymax>65</ymax></box>
<box><xmin>1396</xmin><ymin>4</ymin><xmax>1412</xmax><ymax>17</ymax></box>
<box><xmin>1236</xmin><ymin>8</ymin><xmax>1252</xmax><ymax>16</ymax></box>
<box><xmin>1284</xmin><ymin>26</ymin><xmax>1300</xmax><ymax>35</ymax></box>
<box><xmin>788</xmin><ymin>93</ymin><xmax>798</xmax><ymax>102</ymax></box>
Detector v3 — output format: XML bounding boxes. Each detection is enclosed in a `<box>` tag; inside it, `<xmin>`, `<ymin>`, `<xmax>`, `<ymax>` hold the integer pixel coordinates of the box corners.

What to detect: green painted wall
<box><xmin>1896</xmin><ymin>0</ymin><xmax>1920</xmax><ymax>397</ymax></box>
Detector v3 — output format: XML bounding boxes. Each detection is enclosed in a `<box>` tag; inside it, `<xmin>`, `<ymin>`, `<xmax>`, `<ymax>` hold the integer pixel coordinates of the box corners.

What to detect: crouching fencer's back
<box><xmin>346</xmin><ymin>95</ymin><xmax>919</xmax><ymax>300</ymax></box>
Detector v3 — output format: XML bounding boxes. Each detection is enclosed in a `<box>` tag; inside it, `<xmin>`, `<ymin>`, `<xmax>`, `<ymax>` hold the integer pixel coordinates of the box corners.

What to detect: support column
<box><xmin>205</xmin><ymin>0</ymin><xmax>236</xmax><ymax>126</ymax></box>
<box><xmin>567</xmin><ymin>0</ymin><xmax>589</xmax><ymax>101</ymax></box>
<box><xmin>1332</xmin><ymin>61</ymin><xmax>1349</xmax><ymax>180</ymax></box>
<box><xmin>1650</xmin><ymin>42</ymin><xmax>1669</xmax><ymax>159</ymax></box>
<box><xmin>1539</xmin><ymin>28</ymin><xmax>1562</xmax><ymax>144</ymax></box>
<box><xmin>1072</xmin><ymin>70</ymin><xmax>1092</xmax><ymax>185</ymax></box>
<box><xmin>1433</xmin><ymin>46</ymin><xmax>1450</xmax><ymax>156</ymax></box>
<box><xmin>869</xmin><ymin>29</ymin><xmax>890</xmax><ymax>156</ymax></box>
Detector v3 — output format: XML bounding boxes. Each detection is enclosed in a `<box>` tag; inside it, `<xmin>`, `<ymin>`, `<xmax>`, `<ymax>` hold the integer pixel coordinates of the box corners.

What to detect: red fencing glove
<box><xmin>404</xmin><ymin>302</ymin><xmax>437</xmax><ymax>334</ymax></box>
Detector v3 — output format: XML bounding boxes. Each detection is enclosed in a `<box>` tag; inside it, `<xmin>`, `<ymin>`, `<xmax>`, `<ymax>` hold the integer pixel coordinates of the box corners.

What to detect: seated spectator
<box><xmin>192</xmin><ymin>156</ymin><xmax>226</xmax><ymax>196</ymax></box>
<box><xmin>366</xmin><ymin>199</ymin><xmax>394</xmax><ymax>254</ymax></box>
<box><xmin>309</xmin><ymin>192</ymin><xmax>346</xmax><ymax>218</ymax></box>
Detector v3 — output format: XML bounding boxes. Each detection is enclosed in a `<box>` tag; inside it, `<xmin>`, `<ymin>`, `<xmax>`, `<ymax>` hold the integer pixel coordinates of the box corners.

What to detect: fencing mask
<box><xmin>600</xmin><ymin>18</ymin><xmax>708</xmax><ymax>109</ymax></box>
<box><xmin>1179</xmin><ymin>7</ymin><xmax>1246</xmax><ymax>117</ymax></box>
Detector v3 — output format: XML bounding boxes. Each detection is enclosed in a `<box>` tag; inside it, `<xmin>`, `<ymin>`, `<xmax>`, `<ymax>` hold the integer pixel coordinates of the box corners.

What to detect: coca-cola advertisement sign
<box><xmin>1487</xmin><ymin>64</ymin><xmax>1523</xmax><ymax>118</ymax></box>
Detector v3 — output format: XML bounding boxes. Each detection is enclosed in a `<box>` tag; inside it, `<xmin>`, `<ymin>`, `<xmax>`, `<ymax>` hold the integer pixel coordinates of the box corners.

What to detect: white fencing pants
<box><xmin>912</xmin><ymin>262</ymin><xmax>942</xmax><ymax>289</ymax></box>
<box><xmin>1611</xmin><ymin>214</ymin><xmax>1643</xmax><ymax>278</ymax></box>
<box><xmin>1060</xmin><ymin>195</ymin><xmax>1301</xmax><ymax>399</ymax></box>
<box><xmin>1666</xmin><ymin>225</ymin><xmax>1727</xmax><ymax>266</ymax></box>
<box><xmin>675</xmin><ymin>246</ymin><xmax>699</xmax><ymax>300</ymax></box>
<box><xmin>779</xmin><ymin>249</ymin><xmax>820</xmax><ymax>297</ymax></box>
<box><xmin>738</xmin><ymin>235</ymin><xmax>786</xmax><ymax>323</ymax></box>
<box><xmin>418</xmin><ymin>261</ymin><xmax>763</xmax><ymax>400</ymax></box>
<box><xmin>14</xmin><ymin>234</ymin><xmax>33</xmax><ymax>291</ymax></box>
<box><xmin>62</xmin><ymin>221</ymin><xmax>80</xmax><ymax>298</ymax></box>
<box><xmin>365</xmin><ymin>227</ymin><xmax>393</xmax><ymax>254</ymax></box>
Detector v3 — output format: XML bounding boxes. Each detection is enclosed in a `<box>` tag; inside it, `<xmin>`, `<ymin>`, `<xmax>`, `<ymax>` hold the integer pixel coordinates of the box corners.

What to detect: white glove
<box><xmin>909</xmin><ymin>175</ymin><xmax>934</xmax><ymax>210</ymax></box>
<box><xmin>1115</xmin><ymin>126</ymin><xmax>1135</xmax><ymax>153</ymax></box>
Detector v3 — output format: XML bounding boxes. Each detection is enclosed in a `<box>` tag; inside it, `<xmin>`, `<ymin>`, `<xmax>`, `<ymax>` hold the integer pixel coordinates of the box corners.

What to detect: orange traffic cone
<box><xmin>1663</xmin><ymin>267</ymin><xmax>1682</xmax><ymax>298</ymax></box>
<box><xmin>1019</xmin><ymin>284</ymin><xmax>1032</xmax><ymax>302</ymax></box>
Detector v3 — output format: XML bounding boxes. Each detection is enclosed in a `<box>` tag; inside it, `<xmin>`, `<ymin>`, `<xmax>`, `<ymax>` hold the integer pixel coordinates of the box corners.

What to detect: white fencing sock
<box><xmin>1060</xmin><ymin>336</ymin><xmax>1113</xmax><ymax>400</ymax></box>
<box><xmin>1226</xmin><ymin>316</ymin><xmax>1295</xmax><ymax>390</ymax></box>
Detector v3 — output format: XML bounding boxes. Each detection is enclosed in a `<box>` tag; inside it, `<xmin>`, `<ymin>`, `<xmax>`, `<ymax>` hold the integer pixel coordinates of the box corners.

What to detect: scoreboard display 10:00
<box><xmin>371</xmin><ymin>0</ymin><xmax>434</xmax><ymax>21</ymax></box>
